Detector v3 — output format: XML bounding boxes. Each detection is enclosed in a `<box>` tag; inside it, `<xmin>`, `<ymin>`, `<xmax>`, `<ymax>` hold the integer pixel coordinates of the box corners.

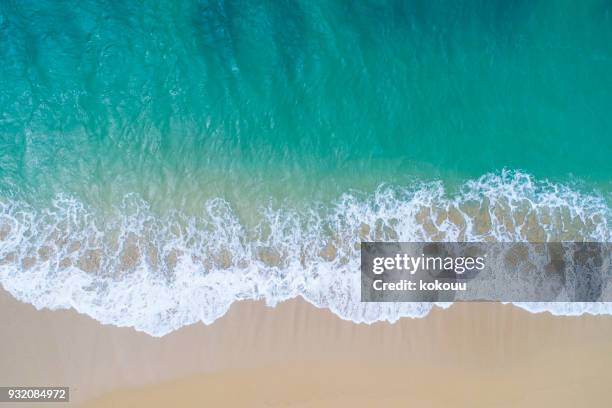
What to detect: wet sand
<box><xmin>1</xmin><ymin>289</ymin><xmax>612</xmax><ymax>407</ymax></box>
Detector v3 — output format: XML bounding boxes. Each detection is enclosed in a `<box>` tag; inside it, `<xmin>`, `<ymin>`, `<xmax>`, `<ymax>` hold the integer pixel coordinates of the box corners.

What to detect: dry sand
<box><xmin>1</xmin><ymin>288</ymin><xmax>612</xmax><ymax>407</ymax></box>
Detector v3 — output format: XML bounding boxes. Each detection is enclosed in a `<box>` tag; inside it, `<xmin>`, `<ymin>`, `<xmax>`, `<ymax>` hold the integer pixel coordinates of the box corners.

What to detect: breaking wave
<box><xmin>0</xmin><ymin>171</ymin><xmax>610</xmax><ymax>336</ymax></box>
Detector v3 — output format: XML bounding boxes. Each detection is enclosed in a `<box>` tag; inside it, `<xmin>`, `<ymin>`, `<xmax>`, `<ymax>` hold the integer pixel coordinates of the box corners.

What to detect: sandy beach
<box><xmin>2</xmin><ymin>1</ymin><xmax>612</xmax><ymax>407</ymax></box>
<box><xmin>2</xmin><ymin>288</ymin><xmax>612</xmax><ymax>407</ymax></box>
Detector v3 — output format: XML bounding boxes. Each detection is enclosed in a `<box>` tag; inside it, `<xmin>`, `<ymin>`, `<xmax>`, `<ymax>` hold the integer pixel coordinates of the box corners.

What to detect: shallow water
<box><xmin>0</xmin><ymin>0</ymin><xmax>611</xmax><ymax>335</ymax></box>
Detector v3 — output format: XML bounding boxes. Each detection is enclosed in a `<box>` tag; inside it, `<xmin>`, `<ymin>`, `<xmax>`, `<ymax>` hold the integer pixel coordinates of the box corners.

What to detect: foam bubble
<box><xmin>0</xmin><ymin>170</ymin><xmax>610</xmax><ymax>336</ymax></box>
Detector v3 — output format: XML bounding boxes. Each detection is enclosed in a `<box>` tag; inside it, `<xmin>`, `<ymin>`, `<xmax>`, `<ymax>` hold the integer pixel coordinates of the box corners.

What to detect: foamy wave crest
<box><xmin>0</xmin><ymin>171</ymin><xmax>610</xmax><ymax>336</ymax></box>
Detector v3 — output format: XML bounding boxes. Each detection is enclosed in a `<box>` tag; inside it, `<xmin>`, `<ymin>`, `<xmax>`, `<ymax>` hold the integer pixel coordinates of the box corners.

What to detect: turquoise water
<box><xmin>2</xmin><ymin>0</ymin><xmax>611</xmax><ymax>208</ymax></box>
<box><xmin>0</xmin><ymin>0</ymin><xmax>611</xmax><ymax>335</ymax></box>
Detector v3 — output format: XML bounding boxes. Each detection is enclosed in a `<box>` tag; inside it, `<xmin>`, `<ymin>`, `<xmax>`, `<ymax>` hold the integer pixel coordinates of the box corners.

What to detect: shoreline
<box><xmin>2</xmin><ymin>289</ymin><xmax>612</xmax><ymax>406</ymax></box>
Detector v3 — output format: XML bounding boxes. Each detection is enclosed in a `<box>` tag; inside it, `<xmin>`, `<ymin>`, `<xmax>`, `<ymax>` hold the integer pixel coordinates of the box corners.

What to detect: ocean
<box><xmin>0</xmin><ymin>0</ymin><xmax>611</xmax><ymax>335</ymax></box>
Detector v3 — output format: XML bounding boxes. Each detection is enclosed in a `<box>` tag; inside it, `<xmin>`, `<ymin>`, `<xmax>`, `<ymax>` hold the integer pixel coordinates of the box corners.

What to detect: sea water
<box><xmin>0</xmin><ymin>0</ymin><xmax>611</xmax><ymax>335</ymax></box>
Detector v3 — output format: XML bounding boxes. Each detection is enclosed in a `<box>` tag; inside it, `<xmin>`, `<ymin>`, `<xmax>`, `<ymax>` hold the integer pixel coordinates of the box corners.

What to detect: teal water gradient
<box><xmin>2</xmin><ymin>1</ymin><xmax>612</xmax><ymax>336</ymax></box>
<box><xmin>1</xmin><ymin>0</ymin><xmax>611</xmax><ymax>213</ymax></box>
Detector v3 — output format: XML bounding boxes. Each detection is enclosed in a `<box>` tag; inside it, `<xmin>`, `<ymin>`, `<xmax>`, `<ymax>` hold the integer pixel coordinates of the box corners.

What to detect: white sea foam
<box><xmin>0</xmin><ymin>170</ymin><xmax>610</xmax><ymax>336</ymax></box>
